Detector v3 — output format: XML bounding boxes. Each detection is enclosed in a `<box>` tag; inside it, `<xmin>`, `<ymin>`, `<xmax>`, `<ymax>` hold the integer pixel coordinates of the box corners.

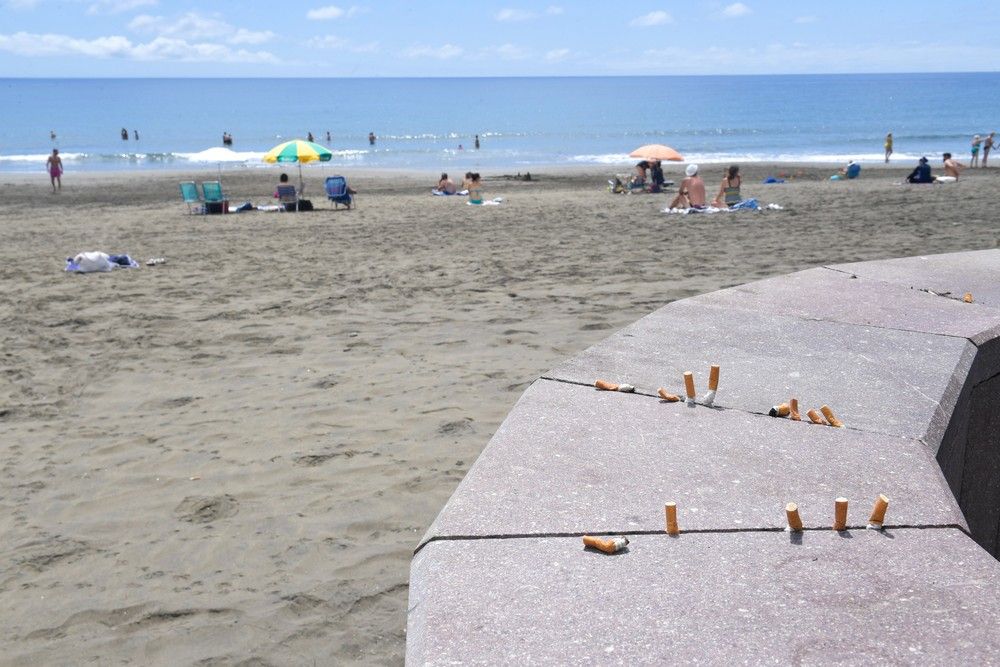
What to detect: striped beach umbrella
<box><xmin>263</xmin><ymin>139</ymin><xmax>333</xmax><ymax>190</ymax></box>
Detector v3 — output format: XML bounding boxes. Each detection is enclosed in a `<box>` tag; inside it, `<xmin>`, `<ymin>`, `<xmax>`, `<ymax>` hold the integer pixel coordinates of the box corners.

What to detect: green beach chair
<box><xmin>179</xmin><ymin>181</ymin><xmax>202</xmax><ymax>214</ymax></box>
<box><xmin>201</xmin><ymin>181</ymin><xmax>227</xmax><ymax>214</ymax></box>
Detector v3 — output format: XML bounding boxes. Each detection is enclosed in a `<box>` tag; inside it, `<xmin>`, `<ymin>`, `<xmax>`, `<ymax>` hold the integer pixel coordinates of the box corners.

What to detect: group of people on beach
<box><xmin>666</xmin><ymin>164</ymin><xmax>743</xmax><ymax>210</ymax></box>
<box><xmin>435</xmin><ymin>172</ymin><xmax>483</xmax><ymax>203</ymax></box>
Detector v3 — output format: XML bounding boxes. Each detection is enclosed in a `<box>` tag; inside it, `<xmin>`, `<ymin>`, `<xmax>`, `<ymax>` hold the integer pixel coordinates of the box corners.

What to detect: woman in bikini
<box><xmin>467</xmin><ymin>173</ymin><xmax>483</xmax><ymax>205</ymax></box>
<box><xmin>971</xmin><ymin>135</ymin><xmax>982</xmax><ymax>168</ymax></box>
<box><xmin>711</xmin><ymin>165</ymin><xmax>741</xmax><ymax>208</ymax></box>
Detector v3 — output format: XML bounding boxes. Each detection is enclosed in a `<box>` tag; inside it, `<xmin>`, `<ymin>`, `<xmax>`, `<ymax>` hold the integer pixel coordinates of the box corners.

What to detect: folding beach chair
<box><xmin>179</xmin><ymin>181</ymin><xmax>202</xmax><ymax>214</ymax></box>
<box><xmin>201</xmin><ymin>181</ymin><xmax>228</xmax><ymax>213</ymax></box>
<box><xmin>276</xmin><ymin>184</ymin><xmax>298</xmax><ymax>212</ymax></box>
<box><xmin>325</xmin><ymin>176</ymin><xmax>354</xmax><ymax>209</ymax></box>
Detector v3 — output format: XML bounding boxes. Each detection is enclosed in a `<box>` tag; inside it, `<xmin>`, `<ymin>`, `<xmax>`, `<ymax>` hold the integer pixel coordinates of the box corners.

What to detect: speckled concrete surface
<box><xmin>410</xmin><ymin>529</ymin><xmax>1000</xmax><ymax>665</ymax></box>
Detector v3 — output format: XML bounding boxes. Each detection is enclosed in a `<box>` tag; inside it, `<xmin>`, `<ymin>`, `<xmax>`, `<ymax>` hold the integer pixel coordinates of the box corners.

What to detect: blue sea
<box><xmin>1</xmin><ymin>73</ymin><xmax>997</xmax><ymax>173</ymax></box>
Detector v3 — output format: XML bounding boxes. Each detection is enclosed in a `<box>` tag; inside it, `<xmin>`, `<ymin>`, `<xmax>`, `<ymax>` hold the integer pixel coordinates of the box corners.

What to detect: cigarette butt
<box><xmin>963</xmin><ymin>292</ymin><xmax>974</xmax><ymax>303</ymax></box>
<box><xmin>789</xmin><ymin>398</ymin><xmax>801</xmax><ymax>421</ymax></box>
<box><xmin>189</xmin><ymin>475</ymin><xmax>201</xmax><ymax>481</ymax></box>
<box><xmin>582</xmin><ymin>535</ymin><xmax>629</xmax><ymax>554</ymax></box>
<box><xmin>820</xmin><ymin>405</ymin><xmax>844</xmax><ymax>428</ymax></box>
<box><xmin>657</xmin><ymin>388</ymin><xmax>680</xmax><ymax>402</ymax></box>
<box><xmin>617</xmin><ymin>383</ymin><xmax>636</xmax><ymax>393</ymax></box>
<box><xmin>665</xmin><ymin>502</ymin><xmax>679</xmax><ymax>535</ymax></box>
<box><xmin>869</xmin><ymin>494</ymin><xmax>889</xmax><ymax>527</ymax></box>
<box><xmin>769</xmin><ymin>403</ymin><xmax>790</xmax><ymax>417</ymax></box>
<box><xmin>786</xmin><ymin>502</ymin><xmax>803</xmax><ymax>532</ymax></box>
<box><xmin>708</xmin><ymin>365</ymin><xmax>720</xmax><ymax>391</ymax></box>
<box><xmin>595</xmin><ymin>379</ymin><xmax>619</xmax><ymax>391</ymax></box>
<box><xmin>806</xmin><ymin>409</ymin><xmax>826</xmax><ymax>425</ymax></box>
<box><xmin>683</xmin><ymin>372</ymin><xmax>695</xmax><ymax>399</ymax></box>
<box><xmin>834</xmin><ymin>497</ymin><xmax>848</xmax><ymax>531</ymax></box>
<box><xmin>701</xmin><ymin>389</ymin><xmax>716</xmax><ymax>407</ymax></box>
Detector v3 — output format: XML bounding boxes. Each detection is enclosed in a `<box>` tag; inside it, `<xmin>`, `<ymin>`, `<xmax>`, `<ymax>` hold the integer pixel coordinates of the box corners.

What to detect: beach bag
<box><xmin>297</xmin><ymin>199</ymin><xmax>314</xmax><ymax>211</ymax></box>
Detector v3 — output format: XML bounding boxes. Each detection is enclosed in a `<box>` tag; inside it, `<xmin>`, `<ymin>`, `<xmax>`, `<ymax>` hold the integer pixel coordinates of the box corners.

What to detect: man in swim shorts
<box><xmin>983</xmin><ymin>132</ymin><xmax>995</xmax><ymax>168</ymax></box>
<box><xmin>942</xmin><ymin>153</ymin><xmax>965</xmax><ymax>180</ymax></box>
<box><xmin>669</xmin><ymin>164</ymin><xmax>706</xmax><ymax>209</ymax></box>
<box><xmin>46</xmin><ymin>148</ymin><xmax>63</xmax><ymax>192</ymax></box>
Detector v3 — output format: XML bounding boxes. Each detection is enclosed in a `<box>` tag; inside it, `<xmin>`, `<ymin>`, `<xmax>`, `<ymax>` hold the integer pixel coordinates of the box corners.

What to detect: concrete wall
<box><xmin>407</xmin><ymin>250</ymin><xmax>1000</xmax><ymax>664</ymax></box>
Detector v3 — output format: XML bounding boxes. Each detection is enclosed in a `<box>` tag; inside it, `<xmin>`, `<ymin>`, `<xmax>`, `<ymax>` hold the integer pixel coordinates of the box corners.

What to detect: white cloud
<box><xmin>307</xmin><ymin>35</ymin><xmax>379</xmax><ymax>53</ymax></box>
<box><xmin>722</xmin><ymin>3</ymin><xmax>751</xmax><ymax>18</ymax></box>
<box><xmin>0</xmin><ymin>30</ymin><xmax>277</xmax><ymax>63</ymax></box>
<box><xmin>630</xmin><ymin>11</ymin><xmax>673</xmax><ymax>27</ymax></box>
<box><xmin>794</xmin><ymin>15</ymin><xmax>817</xmax><ymax>24</ymax></box>
<box><xmin>546</xmin><ymin>6</ymin><xmax>563</xmax><ymax>15</ymax></box>
<box><xmin>494</xmin><ymin>43</ymin><xmax>529</xmax><ymax>60</ymax></box>
<box><xmin>405</xmin><ymin>43</ymin><xmax>463</xmax><ymax>59</ymax></box>
<box><xmin>129</xmin><ymin>12</ymin><xmax>272</xmax><ymax>45</ymax></box>
<box><xmin>545</xmin><ymin>48</ymin><xmax>570</xmax><ymax>62</ymax></box>
<box><xmin>307</xmin><ymin>5</ymin><xmax>343</xmax><ymax>20</ymax></box>
<box><xmin>495</xmin><ymin>8</ymin><xmax>534</xmax><ymax>21</ymax></box>
<box><xmin>87</xmin><ymin>0</ymin><xmax>156</xmax><ymax>14</ymax></box>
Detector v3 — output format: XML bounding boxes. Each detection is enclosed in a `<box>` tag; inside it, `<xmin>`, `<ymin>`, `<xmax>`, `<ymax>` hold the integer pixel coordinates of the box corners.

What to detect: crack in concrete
<box><xmin>415</xmin><ymin>523</ymin><xmax>968</xmax><ymax>554</ymax></box>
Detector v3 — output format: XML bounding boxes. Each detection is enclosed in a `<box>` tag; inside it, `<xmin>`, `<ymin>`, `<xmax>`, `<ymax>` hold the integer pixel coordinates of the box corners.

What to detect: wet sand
<box><xmin>1</xmin><ymin>163</ymin><xmax>998</xmax><ymax>665</ymax></box>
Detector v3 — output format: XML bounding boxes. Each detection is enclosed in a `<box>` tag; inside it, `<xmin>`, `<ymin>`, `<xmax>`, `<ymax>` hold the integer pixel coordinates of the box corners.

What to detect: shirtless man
<box><xmin>942</xmin><ymin>153</ymin><xmax>965</xmax><ymax>180</ymax></box>
<box><xmin>46</xmin><ymin>148</ymin><xmax>63</xmax><ymax>192</ymax></box>
<box><xmin>983</xmin><ymin>132</ymin><xmax>995</xmax><ymax>168</ymax></box>
<box><xmin>669</xmin><ymin>164</ymin><xmax>706</xmax><ymax>209</ymax></box>
<box><xmin>436</xmin><ymin>172</ymin><xmax>456</xmax><ymax>194</ymax></box>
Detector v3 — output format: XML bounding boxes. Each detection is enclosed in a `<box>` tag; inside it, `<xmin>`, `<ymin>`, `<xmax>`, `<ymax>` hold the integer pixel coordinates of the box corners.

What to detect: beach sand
<box><xmin>2</xmin><ymin>164</ymin><xmax>998</xmax><ymax>665</ymax></box>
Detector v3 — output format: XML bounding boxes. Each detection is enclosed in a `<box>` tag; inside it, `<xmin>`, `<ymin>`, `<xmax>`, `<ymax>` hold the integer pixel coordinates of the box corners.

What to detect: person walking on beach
<box><xmin>884</xmin><ymin>132</ymin><xmax>893</xmax><ymax>163</ymax></box>
<box><xmin>971</xmin><ymin>135</ymin><xmax>982</xmax><ymax>168</ymax></box>
<box><xmin>983</xmin><ymin>132</ymin><xmax>995</xmax><ymax>168</ymax></box>
<box><xmin>368</xmin><ymin>131</ymin><xmax>376</xmax><ymax>145</ymax></box>
<box><xmin>669</xmin><ymin>164</ymin><xmax>706</xmax><ymax>209</ymax></box>
<box><xmin>46</xmin><ymin>148</ymin><xmax>63</xmax><ymax>193</ymax></box>
<box><xmin>942</xmin><ymin>153</ymin><xmax>965</xmax><ymax>180</ymax></box>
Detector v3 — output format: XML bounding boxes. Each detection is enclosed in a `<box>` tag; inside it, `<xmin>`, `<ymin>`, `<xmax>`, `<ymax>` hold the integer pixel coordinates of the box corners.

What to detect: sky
<box><xmin>1</xmin><ymin>1</ymin><xmax>999</xmax><ymax>77</ymax></box>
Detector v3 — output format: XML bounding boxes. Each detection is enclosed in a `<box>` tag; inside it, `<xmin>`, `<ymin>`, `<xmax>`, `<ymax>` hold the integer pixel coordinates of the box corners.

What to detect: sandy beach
<box><xmin>2</xmin><ymin>163</ymin><xmax>998</xmax><ymax>665</ymax></box>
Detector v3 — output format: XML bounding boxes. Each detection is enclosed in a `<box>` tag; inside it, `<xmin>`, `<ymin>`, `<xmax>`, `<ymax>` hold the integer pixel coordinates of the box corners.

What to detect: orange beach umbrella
<box><xmin>629</xmin><ymin>144</ymin><xmax>684</xmax><ymax>161</ymax></box>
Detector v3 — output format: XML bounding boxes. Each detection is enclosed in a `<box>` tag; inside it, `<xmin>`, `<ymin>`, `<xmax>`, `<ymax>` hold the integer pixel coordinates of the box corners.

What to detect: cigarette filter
<box><xmin>708</xmin><ymin>365</ymin><xmax>720</xmax><ymax>391</ymax></box>
<box><xmin>582</xmin><ymin>535</ymin><xmax>629</xmax><ymax>554</ymax></box>
<box><xmin>683</xmin><ymin>372</ymin><xmax>696</xmax><ymax>399</ymax></box>
<box><xmin>820</xmin><ymin>405</ymin><xmax>844</xmax><ymax>428</ymax></box>
<box><xmin>595</xmin><ymin>380</ymin><xmax>619</xmax><ymax>391</ymax></box>
<box><xmin>769</xmin><ymin>403</ymin><xmax>790</xmax><ymax>417</ymax></box>
<box><xmin>964</xmin><ymin>292</ymin><xmax>974</xmax><ymax>303</ymax></box>
<box><xmin>789</xmin><ymin>398</ymin><xmax>801</xmax><ymax>421</ymax></box>
<box><xmin>786</xmin><ymin>502</ymin><xmax>803</xmax><ymax>532</ymax></box>
<box><xmin>617</xmin><ymin>384</ymin><xmax>636</xmax><ymax>393</ymax></box>
<box><xmin>834</xmin><ymin>497</ymin><xmax>848</xmax><ymax>531</ymax></box>
<box><xmin>868</xmin><ymin>494</ymin><xmax>889</xmax><ymax>527</ymax></box>
<box><xmin>657</xmin><ymin>388</ymin><xmax>681</xmax><ymax>402</ymax></box>
<box><xmin>701</xmin><ymin>390</ymin><xmax>717</xmax><ymax>407</ymax></box>
<box><xmin>664</xmin><ymin>502</ymin><xmax>679</xmax><ymax>535</ymax></box>
<box><xmin>806</xmin><ymin>409</ymin><xmax>826</xmax><ymax>425</ymax></box>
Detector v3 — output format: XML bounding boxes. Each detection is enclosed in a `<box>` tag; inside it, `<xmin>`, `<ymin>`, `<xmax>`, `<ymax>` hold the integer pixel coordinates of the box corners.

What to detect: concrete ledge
<box><xmin>407</xmin><ymin>250</ymin><xmax>1000</xmax><ymax>664</ymax></box>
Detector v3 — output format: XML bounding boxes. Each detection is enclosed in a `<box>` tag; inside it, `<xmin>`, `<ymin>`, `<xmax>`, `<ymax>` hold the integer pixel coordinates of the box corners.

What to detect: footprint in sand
<box><xmin>174</xmin><ymin>495</ymin><xmax>239</xmax><ymax>523</ymax></box>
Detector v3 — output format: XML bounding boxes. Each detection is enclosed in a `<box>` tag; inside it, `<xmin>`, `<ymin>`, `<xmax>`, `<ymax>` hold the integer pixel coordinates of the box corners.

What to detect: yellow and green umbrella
<box><xmin>262</xmin><ymin>139</ymin><xmax>333</xmax><ymax>190</ymax></box>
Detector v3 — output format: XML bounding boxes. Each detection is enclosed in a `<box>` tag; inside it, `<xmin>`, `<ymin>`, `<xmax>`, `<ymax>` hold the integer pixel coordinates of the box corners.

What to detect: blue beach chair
<box><xmin>276</xmin><ymin>184</ymin><xmax>298</xmax><ymax>212</ymax></box>
<box><xmin>179</xmin><ymin>181</ymin><xmax>202</xmax><ymax>214</ymax></box>
<box><xmin>325</xmin><ymin>176</ymin><xmax>354</xmax><ymax>209</ymax></box>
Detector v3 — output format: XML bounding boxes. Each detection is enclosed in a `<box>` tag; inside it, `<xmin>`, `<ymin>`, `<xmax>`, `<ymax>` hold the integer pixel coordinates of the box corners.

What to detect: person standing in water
<box><xmin>307</xmin><ymin>131</ymin><xmax>314</xmax><ymax>142</ymax></box>
<box><xmin>368</xmin><ymin>131</ymin><xmax>376</xmax><ymax>145</ymax></box>
<box><xmin>474</xmin><ymin>134</ymin><xmax>480</xmax><ymax>150</ymax></box>
<box><xmin>326</xmin><ymin>130</ymin><xmax>331</xmax><ymax>143</ymax></box>
<box><xmin>884</xmin><ymin>132</ymin><xmax>893</xmax><ymax>163</ymax></box>
<box><xmin>133</xmin><ymin>129</ymin><xmax>139</xmax><ymax>141</ymax></box>
<box><xmin>121</xmin><ymin>128</ymin><xmax>128</xmax><ymax>141</ymax></box>
<box><xmin>46</xmin><ymin>148</ymin><xmax>63</xmax><ymax>193</ymax></box>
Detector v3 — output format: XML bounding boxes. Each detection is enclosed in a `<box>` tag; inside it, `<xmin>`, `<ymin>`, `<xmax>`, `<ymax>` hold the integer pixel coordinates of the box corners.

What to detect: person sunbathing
<box><xmin>467</xmin><ymin>173</ymin><xmax>483</xmax><ymax>205</ymax></box>
<box><xmin>436</xmin><ymin>173</ymin><xmax>457</xmax><ymax>194</ymax></box>
<box><xmin>669</xmin><ymin>164</ymin><xmax>706</xmax><ymax>209</ymax></box>
<box><xmin>711</xmin><ymin>165</ymin><xmax>742</xmax><ymax>207</ymax></box>
<box><xmin>942</xmin><ymin>153</ymin><xmax>965</xmax><ymax>180</ymax></box>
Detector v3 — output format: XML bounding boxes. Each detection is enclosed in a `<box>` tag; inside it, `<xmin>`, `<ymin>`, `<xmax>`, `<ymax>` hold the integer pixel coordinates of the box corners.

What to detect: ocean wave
<box><xmin>567</xmin><ymin>151</ymin><xmax>936</xmax><ymax>165</ymax></box>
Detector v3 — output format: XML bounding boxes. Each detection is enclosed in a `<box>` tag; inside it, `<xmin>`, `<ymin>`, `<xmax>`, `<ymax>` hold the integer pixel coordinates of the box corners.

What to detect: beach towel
<box><xmin>468</xmin><ymin>197</ymin><xmax>504</xmax><ymax>206</ymax></box>
<box><xmin>65</xmin><ymin>251</ymin><xmax>139</xmax><ymax>273</ymax></box>
<box><xmin>763</xmin><ymin>177</ymin><xmax>785</xmax><ymax>184</ymax></box>
<box><xmin>663</xmin><ymin>200</ymin><xmax>781</xmax><ymax>215</ymax></box>
<box><xmin>433</xmin><ymin>189</ymin><xmax>469</xmax><ymax>196</ymax></box>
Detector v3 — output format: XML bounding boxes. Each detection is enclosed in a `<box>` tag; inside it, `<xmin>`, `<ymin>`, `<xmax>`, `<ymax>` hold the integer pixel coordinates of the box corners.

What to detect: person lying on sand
<box><xmin>669</xmin><ymin>164</ymin><xmax>706</xmax><ymax>209</ymax></box>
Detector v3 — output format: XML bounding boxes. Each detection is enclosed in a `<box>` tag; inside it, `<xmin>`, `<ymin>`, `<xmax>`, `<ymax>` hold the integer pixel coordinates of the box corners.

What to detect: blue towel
<box><xmin>763</xmin><ymin>177</ymin><xmax>785</xmax><ymax>184</ymax></box>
